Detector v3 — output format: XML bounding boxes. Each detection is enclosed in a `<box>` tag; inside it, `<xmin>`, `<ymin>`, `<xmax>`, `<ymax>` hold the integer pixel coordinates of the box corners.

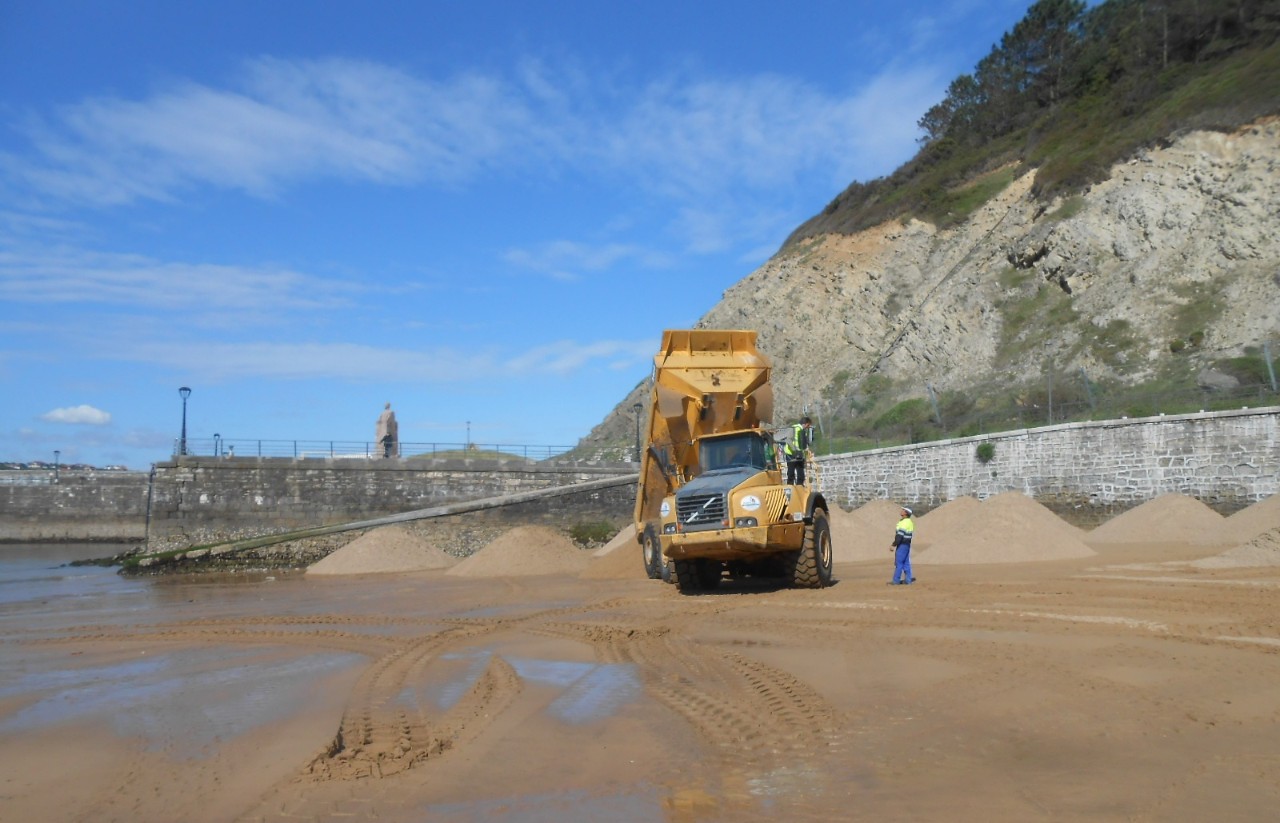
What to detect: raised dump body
<box><xmin>633</xmin><ymin>329</ymin><xmax>833</xmax><ymax>592</ymax></box>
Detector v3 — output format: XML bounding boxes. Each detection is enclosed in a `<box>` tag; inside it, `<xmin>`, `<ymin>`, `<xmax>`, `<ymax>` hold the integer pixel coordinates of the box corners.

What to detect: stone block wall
<box><xmin>5</xmin><ymin>408</ymin><xmax>1275</xmax><ymax>542</ymax></box>
<box><xmin>0</xmin><ymin>472</ymin><xmax>151</xmax><ymax>541</ymax></box>
<box><xmin>816</xmin><ymin>406</ymin><xmax>1279</xmax><ymax>523</ymax></box>
<box><xmin>146</xmin><ymin>457</ymin><xmax>637</xmax><ymax>542</ymax></box>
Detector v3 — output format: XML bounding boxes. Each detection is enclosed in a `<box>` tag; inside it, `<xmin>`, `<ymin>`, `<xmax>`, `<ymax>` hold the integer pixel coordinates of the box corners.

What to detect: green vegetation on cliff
<box><xmin>787</xmin><ymin>0</ymin><xmax>1280</xmax><ymax>245</ymax></box>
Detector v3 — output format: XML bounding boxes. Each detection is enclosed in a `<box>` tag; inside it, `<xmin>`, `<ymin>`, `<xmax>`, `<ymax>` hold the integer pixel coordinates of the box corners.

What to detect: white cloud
<box><xmin>42</xmin><ymin>404</ymin><xmax>112</xmax><ymax>425</ymax></box>
<box><xmin>5</xmin><ymin>58</ymin><xmax>538</xmax><ymax>205</ymax></box>
<box><xmin>503</xmin><ymin>240</ymin><xmax>672</xmax><ymax>281</ymax></box>
<box><xmin>5</xmin><ymin>56</ymin><xmax>945</xmax><ymax>210</ymax></box>
<box><xmin>504</xmin><ymin>339</ymin><xmax>654</xmax><ymax>375</ymax></box>
<box><xmin>0</xmin><ymin>246</ymin><xmax>357</xmax><ymax>313</ymax></box>
<box><xmin>89</xmin><ymin>337</ymin><xmax>654</xmax><ymax>383</ymax></box>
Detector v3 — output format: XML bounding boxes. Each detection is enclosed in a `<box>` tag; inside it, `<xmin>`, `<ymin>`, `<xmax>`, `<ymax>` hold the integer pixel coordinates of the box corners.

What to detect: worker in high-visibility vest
<box><xmin>782</xmin><ymin>416</ymin><xmax>814</xmax><ymax>485</ymax></box>
<box><xmin>890</xmin><ymin>506</ymin><xmax>916</xmax><ymax>585</ymax></box>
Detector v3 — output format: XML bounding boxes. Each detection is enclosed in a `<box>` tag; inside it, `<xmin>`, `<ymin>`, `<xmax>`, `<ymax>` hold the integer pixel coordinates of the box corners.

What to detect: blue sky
<box><xmin>1</xmin><ymin>0</ymin><xmax>1035</xmax><ymax>469</ymax></box>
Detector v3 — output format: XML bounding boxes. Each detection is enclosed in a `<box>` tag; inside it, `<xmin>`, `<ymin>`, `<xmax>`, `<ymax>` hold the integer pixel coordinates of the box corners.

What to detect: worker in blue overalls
<box><xmin>890</xmin><ymin>505</ymin><xmax>915</xmax><ymax>585</ymax></box>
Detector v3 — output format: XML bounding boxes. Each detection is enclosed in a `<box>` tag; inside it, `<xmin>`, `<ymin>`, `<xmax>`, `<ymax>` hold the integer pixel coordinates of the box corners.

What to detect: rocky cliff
<box><xmin>580</xmin><ymin>117</ymin><xmax>1280</xmax><ymax>453</ymax></box>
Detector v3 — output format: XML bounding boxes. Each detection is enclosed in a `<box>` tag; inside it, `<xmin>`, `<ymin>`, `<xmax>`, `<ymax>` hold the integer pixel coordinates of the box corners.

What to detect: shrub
<box><xmin>976</xmin><ymin>442</ymin><xmax>996</xmax><ymax>464</ymax></box>
<box><xmin>873</xmin><ymin>399</ymin><xmax>934</xmax><ymax>437</ymax></box>
<box><xmin>569</xmin><ymin>521</ymin><xmax>617</xmax><ymax>547</ymax></box>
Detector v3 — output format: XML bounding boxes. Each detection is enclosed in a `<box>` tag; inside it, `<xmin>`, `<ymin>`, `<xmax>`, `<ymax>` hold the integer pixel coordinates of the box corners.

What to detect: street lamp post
<box><xmin>53</xmin><ymin>449</ymin><xmax>60</xmax><ymax>483</ymax></box>
<box><xmin>213</xmin><ymin>433</ymin><xmax>221</xmax><ymax>458</ymax></box>
<box><xmin>178</xmin><ymin>386</ymin><xmax>192</xmax><ymax>456</ymax></box>
<box><xmin>466</xmin><ymin>420</ymin><xmax>471</xmax><ymax>450</ymax></box>
<box><xmin>632</xmin><ymin>402</ymin><xmax>643</xmax><ymax>462</ymax></box>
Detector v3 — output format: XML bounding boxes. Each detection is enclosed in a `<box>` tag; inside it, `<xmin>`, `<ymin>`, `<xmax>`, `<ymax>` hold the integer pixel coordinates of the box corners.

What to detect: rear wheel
<box><xmin>787</xmin><ymin>508</ymin><xmax>833</xmax><ymax>588</ymax></box>
<box><xmin>641</xmin><ymin>525</ymin><xmax>662</xmax><ymax>579</ymax></box>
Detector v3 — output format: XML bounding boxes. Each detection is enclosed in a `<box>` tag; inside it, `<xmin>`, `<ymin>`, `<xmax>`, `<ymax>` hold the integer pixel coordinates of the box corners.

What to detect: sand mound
<box><xmin>581</xmin><ymin>535</ymin><xmax>647</xmax><ymax>579</ymax></box>
<box><xmin>829</xmin><ymin>500</ymin><xmax>901</xmax><ymax>561</ymax></box>
<box><xmin>1087</xmin><ymin>493</ymin><xmax>1225</xmax><ymax>546</ymax></box>
<box><xmin>857</xmin><ymin>498</ymin><xmax>912</xmax><ymax>524</ymax></box>
<box><xmin>447</xmin><ymin>525</ymin><xmax>589</xmax><ymax>578</ymax></box>
<box><xmin>1225</xmin><ymin>493</ymin><xmax>1280</xmax><ymax>544</ymax></box>
<box><xmin>1190</xmin><ymin>526</ymin><xmax>1280</xmax><ymax>568</ymax></box>
<box><xmin>914</xmin><ymin>496</ymin><xmax>982</xmax><ymax>549</ymax></box>
<box><xmin>306</xmin><ymin>525</ymin><xmax>457</xmax><ymax>576</ymax></box>
<box><xmin>593</xmin><ymin>523</ymin><xmax>636</xmax><ymax>557</ymax></box>
<box><xmin>914</xmin><ymin>492</ymin><xmax>1095</xmax><ymax>564</ymax></box>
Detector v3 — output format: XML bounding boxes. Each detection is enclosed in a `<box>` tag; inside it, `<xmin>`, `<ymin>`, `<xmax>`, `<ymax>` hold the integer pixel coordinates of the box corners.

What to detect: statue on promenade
<box><xmin>376</xmin><ymin>402</ymin><xmax>399</xmax><ymax>458</ymax></box>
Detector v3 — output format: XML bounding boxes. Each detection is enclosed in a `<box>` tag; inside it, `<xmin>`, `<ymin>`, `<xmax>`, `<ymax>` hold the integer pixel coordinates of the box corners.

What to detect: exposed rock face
<box><xmin>581</xmin><ymin>118</ymin><xmax>1280</xmax><ymax>450</ymax></box>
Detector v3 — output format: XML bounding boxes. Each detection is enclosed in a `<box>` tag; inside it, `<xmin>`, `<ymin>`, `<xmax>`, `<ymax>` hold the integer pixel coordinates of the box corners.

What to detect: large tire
<box><xmin>641</xmin><ymin>525</ymin><xmax>662</xmax><ymax>580</ymax></box>
<box><xmin>787</xmin><ymin>508</ymin><xmax>834</xmax><ymax>589</ymax></box>
<box><xmin>695</xmin><ymin>558</ymin><xmax>723</xmax><ymax>590</ymax></box>
<box><xmin>672</xmin><ymin>559</ymin><xmax>702</xmax><ymax>593</ymax></box>
<box><xmin>660</xmin><ymin>557</ymin><xmax>675</xmax><ymax>584</ymax></box>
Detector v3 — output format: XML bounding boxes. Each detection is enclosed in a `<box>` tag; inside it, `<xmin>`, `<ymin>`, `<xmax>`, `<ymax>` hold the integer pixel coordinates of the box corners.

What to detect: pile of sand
<box><xmin>913</xmin><ymin>492</ymin><xmax>1096</xmax><ymax>564</ymax></box>
<box><xmin>593</xmin><ymin>523</ymin><xmax>636</xmax><ymax>557</ymax></box>
<box><xmin>306</xmin><ymin>525</ymin><xmax>457</xmax><ymax>576</ymax></box>
<box><xmin>913</xmin><ymin>496</ymin><xmax>982</xmax><ymax>544</ymax></box>
<box><xmin>581</xmin><ymin>535</ymin><xmax>647</xmax><ymax>579</ymax></box>
<box><xmin>1190</xmin><ymin>526</ymin><xmax>1280</xmax><ymax>568</ymax></box>
<box><xmin>1086</xmin><ymin>493</ymin><xmax>1225</xmax><ymax>546</ymax></box>
<box><xmin>1225</xmin><ymin>493</ymin><xmax>1280</xmax><ymax>544</ymax></box>
<box><xmin>446</xmin><ymin>525</ymin><xmax>590</xmax><ymax>578</ymax></box>
<box><xmin>829</xmin><ymin>499</ymin><xmax>907</xmax><ymax>562</ymax></box>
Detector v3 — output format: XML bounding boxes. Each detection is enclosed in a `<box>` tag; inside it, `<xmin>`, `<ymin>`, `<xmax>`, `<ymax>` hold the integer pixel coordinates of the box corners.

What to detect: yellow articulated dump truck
<box><xmin>634</xmin><ymin>329</ymin><xmax>833</xmax><ymax>593</ymax></box>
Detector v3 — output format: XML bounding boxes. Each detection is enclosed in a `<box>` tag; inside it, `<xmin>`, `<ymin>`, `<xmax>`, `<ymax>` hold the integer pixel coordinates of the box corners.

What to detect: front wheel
<box><xmin>695</xmin><ymin>558</ymin><xmax>723</xmax><ymax>590</ymax></box>
<box><xmin>641</xmin><ymin>525</ymin><xmax>662</xmax><ymax>579</ymax></box>
<box><xmin>787</xmin><ymin>508</ymin><xmax>833</xmax><ymax>589</ymax></box>
<box><xmin>672</xmin><ymin>559</ymin><xmax>703</xmax><ymax>594</ymax></box>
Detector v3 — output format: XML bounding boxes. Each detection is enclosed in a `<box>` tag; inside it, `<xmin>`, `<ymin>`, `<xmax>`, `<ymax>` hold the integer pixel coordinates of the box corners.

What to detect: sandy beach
<box><xmin>2</xmin><ymin>494</ymin><xmax>1278</xmax><ymax>822</ymax></box>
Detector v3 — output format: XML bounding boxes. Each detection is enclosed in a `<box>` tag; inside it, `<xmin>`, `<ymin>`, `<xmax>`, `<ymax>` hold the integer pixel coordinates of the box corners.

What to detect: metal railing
<box><xmin>173</xmin><ymin>438</ymin><xmax>575</xmax><ymax>462</ymax></box>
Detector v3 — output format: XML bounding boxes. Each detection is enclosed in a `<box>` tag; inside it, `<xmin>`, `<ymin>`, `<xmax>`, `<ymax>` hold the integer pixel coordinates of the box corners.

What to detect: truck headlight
<box><xmin>663</xmin><ymin>523</ymin><xmax>677</xmax><ymax>534</ymax></box>
<box><xmin>734</xmin><ymin>517</ymin><xmax>758</xmax><ymax>527</ymax></box>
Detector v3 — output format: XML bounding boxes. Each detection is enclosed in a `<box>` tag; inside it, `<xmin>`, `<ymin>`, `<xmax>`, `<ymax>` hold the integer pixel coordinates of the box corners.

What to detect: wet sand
<box><xmin>3</xmin><ymin>538</ymin><xmax>1279</xmax><ymax>822</ymax></box>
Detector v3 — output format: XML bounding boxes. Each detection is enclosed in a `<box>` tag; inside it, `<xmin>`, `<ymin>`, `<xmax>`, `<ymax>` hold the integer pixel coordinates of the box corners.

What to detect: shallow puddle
<box><xmin>432</xmin><ymin>649</ymin><xmax>641</xmax><ymax>724</ymax></box>
<box><xmin>1</xmin><ymin>644</ymin><xmax>364</xmax><ymax>757</ymax></box>
<box><xmin>421</xmin><ymin>785</ymin><xmax>664</xmax><ymax>821</ymax></box>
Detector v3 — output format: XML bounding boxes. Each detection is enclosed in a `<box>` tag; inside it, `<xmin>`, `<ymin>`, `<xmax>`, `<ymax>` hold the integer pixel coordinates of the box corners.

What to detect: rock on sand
<box><xmin>306</xmin><ymin>525</ymin><xmax>457</xmax><ymax>576</ymax></box>
<box><xmin>447</xmin><ymin>525</ymin><xmax>590</xmax><ymax>578</ymax></box>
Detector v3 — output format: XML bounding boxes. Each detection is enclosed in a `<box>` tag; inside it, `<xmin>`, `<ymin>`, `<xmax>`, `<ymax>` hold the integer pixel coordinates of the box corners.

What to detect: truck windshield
<box><xmin>700</xmin><ymin>434</ymin><xmax>771</xmax><ymax>472</ymax></box>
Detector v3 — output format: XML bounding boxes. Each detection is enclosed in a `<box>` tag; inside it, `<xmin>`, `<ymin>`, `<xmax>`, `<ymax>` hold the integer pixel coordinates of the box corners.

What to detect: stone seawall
<box><xmin>0</xmin><ymin>458</ymin><xmax>640</xmax><ymax>544</ymax></box>
<box><xmin>4</xmin><ymin>408</ymin><xmax>1275</xmax><ymax>542</ymax></box>
<box><xmin>147</xmin><ymin>457</ymin><xmax>638</xmax><ymax>545</ymax></box>
<box><xmin>0</xmin><ymin>472</ymin><xmax>150</xmax><ymax>542</ymax></box>
<box><xmin>815</xmin><ymin>406</ymin><xmax>1280</xmax><ymax>525</ymax></box>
